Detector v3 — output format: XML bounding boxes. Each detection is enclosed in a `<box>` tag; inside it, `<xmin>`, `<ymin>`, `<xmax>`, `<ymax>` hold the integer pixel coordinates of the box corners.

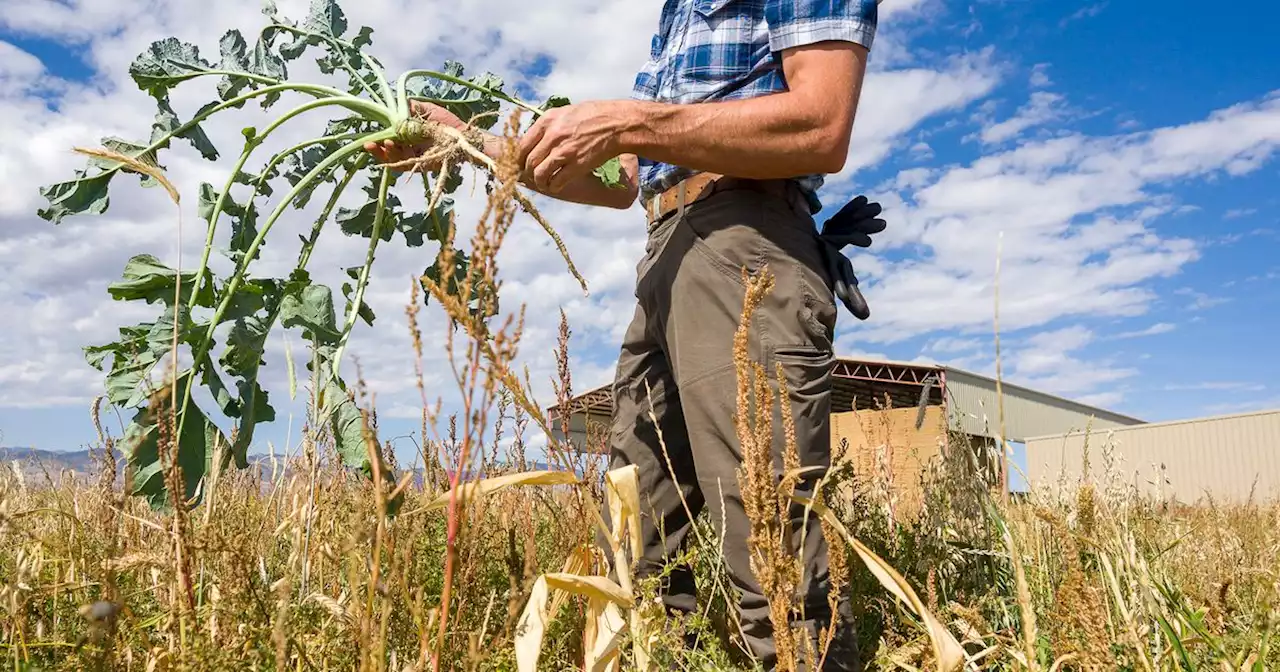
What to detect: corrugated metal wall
<box><xmin>1024</xmin><ymin>409</ymin><xmax>1280</xmax><ymax>503</ymax></box>
<box><xmin>943</xmin><ymin>369</ymin><xmax>1143</xmax><ymax>441</ymax></box>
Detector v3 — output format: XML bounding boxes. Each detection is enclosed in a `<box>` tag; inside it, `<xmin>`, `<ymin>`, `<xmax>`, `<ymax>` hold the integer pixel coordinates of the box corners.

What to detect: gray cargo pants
<box><xmin>604</xmin><ymin>178</ymin><xmax>858</xmax><ymax>671</ymax></box>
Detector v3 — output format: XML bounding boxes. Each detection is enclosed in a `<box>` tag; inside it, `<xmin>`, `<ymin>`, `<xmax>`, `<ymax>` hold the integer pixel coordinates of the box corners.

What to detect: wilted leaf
<box><xmin>107</xmin><ymin>254</ymin><xmax>215</xmax><ymax>307</ymax></box>
<box><xmin>153</xmin><ymin>98</ymin><xmax>219</xmax><ymax>161</ymax></box>
<box><xmin>336</xmin><ymin>190</ymin><xmax>398</xmax><ymax>241</ymax></box>
<box><xmin>301</xmin><ymin>0</ymin><xmax>348</xmax><ymax>39</ymax></box>
<box><xmin>122</xmin><ymin>393</ymin><xmax>231</xmax><ymax>510</ymax></box>
<box><xmin>539</xmin><ymin>95</ymin><xmax>570</xmax><ymax>112</ymax></box>
<box><xmin>198</xmin><ymin>182</ymin><xmax>260</xmax><ymax>263</ymax></box>
<box><xmin>129</xmin><ymin>37</ymin><xmax>212</xmax><ymax>99</ymax></box>
<box><xmin>316</xmin><ymin>376</ymin><xmax>402</xmax><ymax>513</ymax></box>
<box><xmin>279</xmin><ymin>283</ymin><xmax>341</xmax><ymax>345</ymax></box>
<box><xmin>215</xmin><ymin>28</ymin><xmax>287</xmax><ymax>100</ymax></box>
<box><xmin>281</xmin><ymin>143</ymin><xmax>342</xmax><ymax>207</ymax></box>
<box><xmin>404</xmin><ymin>60</ymin><xmax>504</xmax><ymax>129</ymax></box>
<box><xmin>37</xmin><ymin>170</ymin><xmax>113</xmax><ymax>224</ymax></box>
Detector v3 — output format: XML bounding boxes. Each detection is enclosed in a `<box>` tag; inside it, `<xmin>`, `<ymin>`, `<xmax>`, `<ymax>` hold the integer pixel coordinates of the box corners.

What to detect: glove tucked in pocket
<box><xmin>818</xmin><ymin>195</ymin><xmax>885</xmax><ymax>321</ymax></box>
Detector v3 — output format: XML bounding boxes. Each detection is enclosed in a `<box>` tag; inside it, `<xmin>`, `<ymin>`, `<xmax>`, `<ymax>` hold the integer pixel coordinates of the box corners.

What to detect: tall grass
<box><xmin>3</xmin><ymin>120</ymin><xmax>1277</xmax><ymax>670</ymax></box>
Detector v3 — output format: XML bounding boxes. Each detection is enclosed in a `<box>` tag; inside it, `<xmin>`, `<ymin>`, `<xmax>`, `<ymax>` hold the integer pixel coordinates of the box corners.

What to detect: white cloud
<box><xmin>976</xmin><ymin>91</ymin><xmax>1066</xmax><ymax>144</ymax></box>
<box><xmin>836</xmin><ymin>48</ymin><xmax>1003</xmax><ymax>176</ymax></box>
<box><xmin>1029</xmin><ymin>63</ymin><xmax>1052</xmax><ymax>88</ymax></box>
<box><xmin>1163</xmin><ymin>382</ymin><xmax>1266</xmax><ymax>392</ymax></box>
<box><xmin>924</xmin><ymin>336</ymin><xmax>984</xmax><ymax>354</ymax></box>
<box><xmin>836</xmin><ymin>90</ymin><xmax>1280</xmax><ymax>351</ymax></box>
<box><xmin>1060</xmin><ymin>3</ymin><xmax>1107</xmax><ymax>27</ymax></box>
<box><xmin>1173</xmin><ymin>287</ymin><xmax>1230</xmax><ymax>310</ymax></box>
<box><xmin>1112</xmin><ymin>322</ymin><xmax>1175</xmax><ymax>339</ymax></box>
<box><xmin>1224</xmin><ymin>207</ymin><xmax>1258</xmax><ymax>219</ymax></box>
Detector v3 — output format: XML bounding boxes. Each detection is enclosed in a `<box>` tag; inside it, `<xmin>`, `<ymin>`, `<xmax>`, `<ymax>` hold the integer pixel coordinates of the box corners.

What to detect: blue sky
<box><xmin>0</xmin><ymin>0</ymin><xmax>1277</xmax><ymax>463</ymax></box>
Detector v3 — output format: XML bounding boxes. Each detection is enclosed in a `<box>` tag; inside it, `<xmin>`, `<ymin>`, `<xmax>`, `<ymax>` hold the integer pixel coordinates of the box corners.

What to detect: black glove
<box><xmin>818</xmin><ymin>195</ymin><xmax>886</xmax><ymax>321</ymax></box>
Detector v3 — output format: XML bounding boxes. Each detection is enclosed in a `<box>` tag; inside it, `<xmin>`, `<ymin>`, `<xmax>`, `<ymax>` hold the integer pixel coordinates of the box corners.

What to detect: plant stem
<box><xmin>186</xmin><ymin>98</ymin><xmax>384</xmax><ymax>314</ymax></box>
<box><xmin>330</xmin><ymin>167</ymin><xmax>393</xmax><ymax>372</ymax></box>
<box><xmin>176</xmin><ymin>130</ymin><xmax>394</xmax><ymax>443</ymax></box>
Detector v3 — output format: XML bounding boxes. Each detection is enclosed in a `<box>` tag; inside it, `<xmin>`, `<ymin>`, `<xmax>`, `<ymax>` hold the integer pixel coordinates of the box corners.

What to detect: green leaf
<box><xmin>154</xmin><ymin>97</ymin><xmax>219</xmax><ymax>161</ymax></box>
<box><xmin>539</xmin><ymin>95</ymin><xmax>570</xmax><ymax>112</ymax></box>
<box><xmin>216</xmin><ymin>29</ymin><xmax>288</xmax><ymax>101</ymax></box>
<box><xmin>216</xmin><ymin>29</ymin><xmax>252</xmax><ymax>100</ymax></box>
<box><xmin>107</xmin><ymin>254</ymin><xmax>215</xmax><ymax>307</ymax></box>
<box><xmin>337</xmin><ymin>191</ymin><xmax>398</xmax><ymax>242</ymax></box>
<box><xmin>90</xmin><ymin>137</ymin><xmax>163</xmax><ymax>189</ymax></box>
<box><xmin>397</xmin><ymin>197</ymin><xmax>453</xmax><ymax>247</ymax></box>
<box><xmin>122</xmin><ymin>383</ymin><xmax>231</xmax><ymax>510</ymax></box>
<box><xmin>220</xmin><ymin>316</ymin><xmax>270</xmax><ymax>378</ymax></box>
<box><xmin>592</xmin><ymin>157</ymin><xmax>625</xmax><ymax>189</ymax></box>
<box><xmin>281</xmin><ymin>143</ymin><xmax>341</xmax><ymax>207</ymax></box>
<box><xmin>198</xmin><ymin>182</ymin><xmax>260</xmax><ymax>263</ymax></box>
<box><xmin>319</xmin><ymin>377</ymin><xmax>402</xmax><ymax>514</ymax></box>
<box><xmin>405</xmin><ymin>60</ymin><xmax>504</xmax><ymax>130</ymax></box>
<box><xmin>341</xmin><ymin>280</ymin><xmax>376</xmax><ymax>327</ymax></box>
<box><xmin>231</xmin><ymin>380</ymin><xmax>275</xmax><ymax>465</ymax></box>
<box><xmin>201</xmin><ymin>361</ymin><xmax>239</xmax><ymax>418</ymax></box>
<box><xmin>280</xmin><ymin>284</ymin><xmax>341</xmax><ymax>345</ymax></box>
<box><xmin>302</xmin><ymin>0</ymin><xmax>348</xmax><ymax>39</ymax></box>
<box><xmin>129</xmin><ymin>37</ymin><xmax>212</xmax><ymax>99</ymax></box>
<box><xmin>36</xmin><ymin>170</ymin><xmax>112</xmax><ymax>224</ymax></box>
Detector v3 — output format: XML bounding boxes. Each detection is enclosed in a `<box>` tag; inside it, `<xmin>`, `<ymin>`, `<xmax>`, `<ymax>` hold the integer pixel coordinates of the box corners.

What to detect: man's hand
<box><xmin>516</xmin><ymin>100</ymin><xmax>629</xmax><ymax>194</ymax></box>
<box><xmin>362</xmin><ymin>101</ymin><xmax>481</xmax><ymax>172</ymax></box>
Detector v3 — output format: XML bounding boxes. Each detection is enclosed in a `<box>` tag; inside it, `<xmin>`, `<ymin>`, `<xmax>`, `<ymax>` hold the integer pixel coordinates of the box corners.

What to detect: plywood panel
<box><xmin>830</xmin><ymin>405</ymin><xmax>947</xmax><ymax>520</ymax></box>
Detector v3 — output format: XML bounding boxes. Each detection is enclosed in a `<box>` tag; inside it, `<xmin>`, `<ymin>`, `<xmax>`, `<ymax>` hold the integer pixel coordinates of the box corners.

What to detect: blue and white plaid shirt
<box><xmin>632</xmin><ymin>0</ymin><xmax>878</xmax><ymax>214</ymax></box>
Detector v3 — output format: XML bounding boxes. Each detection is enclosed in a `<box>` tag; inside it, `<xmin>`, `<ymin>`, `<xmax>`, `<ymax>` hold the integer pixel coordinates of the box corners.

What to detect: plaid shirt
<box><xmin>632</xmin><ymin>0</ymin><xmax>878</xmax><ymax>214</ymax></box>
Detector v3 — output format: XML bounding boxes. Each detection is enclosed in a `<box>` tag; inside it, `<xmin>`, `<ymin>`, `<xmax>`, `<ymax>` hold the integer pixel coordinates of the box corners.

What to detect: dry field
<box><xmin>2</xmin><ymin>373</ymin><xmax>1277</xmax><ymax>671</ymax></box>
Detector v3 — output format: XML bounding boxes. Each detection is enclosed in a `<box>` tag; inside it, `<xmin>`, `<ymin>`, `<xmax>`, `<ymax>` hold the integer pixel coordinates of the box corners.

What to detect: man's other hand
<box><xmin>363</xmin><ymin>101</ymin><xmax>470</xmax><ymax>172</ymax></box>
<box><xmin>820</xmin><ymin>195</ymin><xmax>886</xmax><ymax>248</ymax></box>
<box><xmin>516</xmin><ymin>101</ymin><xmax>628</xmax><ymax>194</ymax></box>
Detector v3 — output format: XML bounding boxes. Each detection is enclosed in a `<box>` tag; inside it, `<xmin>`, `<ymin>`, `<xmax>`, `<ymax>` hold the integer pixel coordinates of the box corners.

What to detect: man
<box><xmin>367</xmin><ymin>1</ymin><xmax>884</xmax><ymax>668</ymax></box>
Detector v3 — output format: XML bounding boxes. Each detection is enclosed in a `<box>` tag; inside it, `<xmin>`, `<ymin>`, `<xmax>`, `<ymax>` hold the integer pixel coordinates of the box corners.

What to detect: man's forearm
<box><xmin>616</xmin><ymin>42</ymin><xmax>866</xmax><ymax>180</ymax></box>
<box><xmin>616</xmin><ymin>92</ymin><xmax>852</xmax><ymax>179</ymax></box>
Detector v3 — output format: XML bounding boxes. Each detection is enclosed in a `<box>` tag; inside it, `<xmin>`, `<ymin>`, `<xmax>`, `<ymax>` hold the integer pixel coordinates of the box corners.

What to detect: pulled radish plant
<box><xmin>38</xmin><ymin>0</ymin><xmax>619</xmax><ymax>510</ymax></box>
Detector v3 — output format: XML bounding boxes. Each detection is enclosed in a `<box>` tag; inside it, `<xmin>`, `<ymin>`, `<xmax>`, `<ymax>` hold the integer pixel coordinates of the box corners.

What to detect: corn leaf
<box><xmin>414</xmin><ymin>470</ymin><xmax>580</xmax><ymax>515</ymax></box>
<box><xmin>793</xmin><ymin>493</ymin><xmax>968</xmax><ymax>672</ymax></box>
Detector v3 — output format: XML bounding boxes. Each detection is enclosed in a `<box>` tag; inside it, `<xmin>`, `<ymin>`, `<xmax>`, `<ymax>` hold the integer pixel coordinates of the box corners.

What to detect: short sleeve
<box><xmin>765</xmin><ymin>0</ymin><xmax>878</xmax><ymax>53</ymax></box>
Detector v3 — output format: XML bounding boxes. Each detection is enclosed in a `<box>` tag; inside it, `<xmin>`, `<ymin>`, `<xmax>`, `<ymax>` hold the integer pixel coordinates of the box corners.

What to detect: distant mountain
<box><xmin>0</xmin><ymin>446</ymin><xmax>100</xmax><ymax>476</ymax></box>
<box><xmin>1</xmin><ymin>446</ymin><xmax>591</xmax><ymax>486</ymax></box>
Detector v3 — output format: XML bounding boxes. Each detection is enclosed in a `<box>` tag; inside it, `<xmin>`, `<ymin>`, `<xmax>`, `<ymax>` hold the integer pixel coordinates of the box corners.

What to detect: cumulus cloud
<box><xmin>1111</xmin><ymin>323</ymin><xmax>1175</xmax><ymax>339</ymax></box>
<box><xmin>1</xmin><ymin>0</ymin><xmax>1278</xmax><ymax>451</ymax></box>
<box><xmin>976</xmin><ymin>91</ymin><xmax>1066</xmax><ymax>144</ymax></box>
<box><xmin>836</xmin><ymin>90</ymin><xmax>1280</xmax><ymax>353</ymax></box>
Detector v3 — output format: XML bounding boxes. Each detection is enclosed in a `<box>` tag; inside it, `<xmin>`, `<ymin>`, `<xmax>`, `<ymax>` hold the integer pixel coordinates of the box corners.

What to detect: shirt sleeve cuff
<box><xmin>768</xmin><ymin>19</ymin><xmax>876</xmax><ymax>53</ymax></box>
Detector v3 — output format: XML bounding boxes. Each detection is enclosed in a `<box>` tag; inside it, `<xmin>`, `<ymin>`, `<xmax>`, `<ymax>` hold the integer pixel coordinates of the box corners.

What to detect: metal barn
<box><xmin>548</xmin><ymin>357</ymin><xmax>1143</xmax><ymax>503</ymax></box>
<box><xmin>1024</xmin><ymin>408</ymin><xmax>1280</xmax><ymax>503</ymax></box>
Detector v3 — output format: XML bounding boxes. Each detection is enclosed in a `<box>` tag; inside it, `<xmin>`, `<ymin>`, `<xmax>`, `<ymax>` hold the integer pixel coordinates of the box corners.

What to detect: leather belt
<box><xmin>643</xmin><ymin>173</ymin><xmax>792</xmax><ymax>227</ymax></box>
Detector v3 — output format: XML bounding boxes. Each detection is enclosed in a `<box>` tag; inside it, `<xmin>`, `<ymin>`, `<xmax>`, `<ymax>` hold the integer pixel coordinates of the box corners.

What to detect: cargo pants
<box><xmin>604</xmin><ymin>178</ymin><xmax>858</xmax><ymax>671</ymax></box>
